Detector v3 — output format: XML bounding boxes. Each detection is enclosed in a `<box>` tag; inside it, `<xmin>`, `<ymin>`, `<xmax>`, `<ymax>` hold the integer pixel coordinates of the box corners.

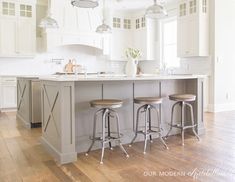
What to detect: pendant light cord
<box><xmin>47</xmin><ymin>0</ymin><xmax>51</xmax><ymax>16</ymax></box>
<box><xmin>102</xmin><ymin>0</ymin><xmax>105</xmax><ymax>24</ymax></box>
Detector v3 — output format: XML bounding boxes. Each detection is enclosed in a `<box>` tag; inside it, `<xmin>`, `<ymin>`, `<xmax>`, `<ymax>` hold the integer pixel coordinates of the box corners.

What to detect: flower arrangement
<box><xmin>125</xmin><ymin>47</ymin><xmax>141</xmax><ymax>60</ymax></box>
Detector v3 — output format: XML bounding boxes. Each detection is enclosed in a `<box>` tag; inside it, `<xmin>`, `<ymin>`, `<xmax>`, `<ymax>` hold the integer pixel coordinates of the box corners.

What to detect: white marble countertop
<box><xmin>38</xmin><ymin>74</ymin><xmax>207</xmax><ymax>82</ymax></box>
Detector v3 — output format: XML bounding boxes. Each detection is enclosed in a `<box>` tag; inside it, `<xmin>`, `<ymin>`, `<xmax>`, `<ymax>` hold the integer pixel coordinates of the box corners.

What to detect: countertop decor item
<box><xmin>64</xmin><ymin>60</ymin><xmax>74</xmax><ymax>73</ymax></box>
<box><xmin>125</xmin><ymin>48</ymin><xmax>141</xmax><ymax>77</ymax></box>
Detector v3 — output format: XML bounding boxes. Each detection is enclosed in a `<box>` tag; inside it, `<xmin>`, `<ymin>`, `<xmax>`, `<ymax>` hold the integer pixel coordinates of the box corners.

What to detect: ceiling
<box><xmin>107</xmin><ymin>0</ymin><xmax>176</xmax><ymax>11</ymax></box>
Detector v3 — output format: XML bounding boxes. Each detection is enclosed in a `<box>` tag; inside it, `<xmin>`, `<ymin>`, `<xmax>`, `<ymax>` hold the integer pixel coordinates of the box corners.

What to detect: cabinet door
<box><xmin>177</xmin><ymin>17</ymin><xmax>198</xmax><ymax>57</ymax></box>
<box><xmin>0</xmin><ymin>18</ymin><xmax>17</xmax><ymax>56</ymax></box>
<box><xmin>187</xmin><ymin>17</ymin><xmax>198</xmax><ymax>56</ymax></box>
<box><xmin>18</xmin><ymin>19</ymin><xmax>35</xmax><ymax>56</ymax></box>
<box><xmin>2</xmin><ymin>84</ymin><xmax>17</xmax><ymax>109</ymax></box>
<box><xmin>177</xmin><ymin>18</ymin><xmax>188</xmax><ymax>57</ymax></box>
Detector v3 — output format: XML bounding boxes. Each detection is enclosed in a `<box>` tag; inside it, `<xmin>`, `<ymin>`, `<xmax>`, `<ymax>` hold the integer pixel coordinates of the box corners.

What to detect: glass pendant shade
<box><xmin>96</xmin><ymin>0</ymin><xmax>111</xmax><ymax>34</ymax></box>
<box><xmin>39</xmin><ymin>15</ymin><xmax>59</xmax><ymax>29</ymax></box>
<box><xmin>71</xmin><ymin>0</ymin><xmax>98</xmax><ymax>8</ymax></box>
<box><xmin>96</xmin><ymin>22</ymin><xmax>111</xmax><ymax>33</ymax></box>
<box><xmin>38</xmin><ymin>0</ymin><xmax>59</xmax><ymax>29</ymax></box>
<box><xmin>145</xmin><ymin>0</ymin><xmax>167</xmax><ymax>19</ymax></box>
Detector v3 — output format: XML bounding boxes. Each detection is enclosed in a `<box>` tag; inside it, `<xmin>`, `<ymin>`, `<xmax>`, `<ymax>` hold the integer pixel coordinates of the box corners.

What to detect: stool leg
<box><xmin>86</xmin><ymin>109</ymin><xmax>103</xmax><ymax>156</ymax></box>
<box><xmin>148</xmin><ymin>107</ymin><xmax>153</xmax><ymax>143</ymax></box>
<box><xmin>115</xmin><ymin>112</ymin><xmax>129</xmax><ymax>158</ymax></box>
<box><xmin>155</xmin><ymin>107</ymin><xmax>168</xmax><ymax>149</ymax></box>
<box><xmin>107</xmin><ymin>113</ymin><xmax>113</xmax><ymax>150</ymax></box>
<box><xmin>187</xmin><ymin>103</ymin><xmax>200</xmax><ymax>141</ymax></box>
<box><xmin>165</xmin><ymin>102</ymin><xmax>179</xmax><ymax>139</ymax></box>
<box><xmin>181</xmin><ymin>102</ymin><xmax>185</xmax><ymax>146</ymax></box>
<box><xmin>129</xmin><ymin>105</ymin><xmax>143</xmax><ymax>147</ymax></box>
<box><xmin>100</xmin><ymin>109</ymin><xmax>108</xmax><ymax>164</ymax></box>
<box><xmin>143</xmin><ymin>106</ymin><xmax>148</xmax><ymax>154</ymax></box>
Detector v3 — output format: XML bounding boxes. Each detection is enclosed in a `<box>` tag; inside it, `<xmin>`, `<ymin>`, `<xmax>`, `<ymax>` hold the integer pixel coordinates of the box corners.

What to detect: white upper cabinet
<box><xmin>0</xmin><ymin>0</ymin><xmax>36</xmax><ymax>57</ymax></box>
<box><xmin>109</xmin><ymin>14</ymin><xmax>134</xmax><ymax>60</ymax></box>
<box><xmin>109</xmin><ymin>11</ymin><xmax>159</xmax><ymax>61</ymax></box>
<box><xmin>177</xmin><ymin>0</ymin><xmax>209</xmax><ymax>57</ymax></box>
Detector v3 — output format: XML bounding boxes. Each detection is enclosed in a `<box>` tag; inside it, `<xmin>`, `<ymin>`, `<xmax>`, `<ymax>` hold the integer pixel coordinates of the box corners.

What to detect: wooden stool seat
<box><xmin>169</xmin><ymin>94</ymin><xmax>196</xmax><ymax>102</ymax></box>
<box><xmin>134</xmin><ymin>97</ymin><xmax>162</xmax><ymax>105</ymax></box>
<box><xmin>90</xmin><ymin>99</ymin><xmax>123</xmax><ymax>109</ymax></box>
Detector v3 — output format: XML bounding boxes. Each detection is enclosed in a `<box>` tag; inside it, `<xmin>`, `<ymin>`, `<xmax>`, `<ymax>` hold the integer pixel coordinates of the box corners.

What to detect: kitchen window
<box><xmin>161</xmin><ymin>17</ymin><xmax>180</xmax><ymax>68</ymax></box>
<box><xmin>113</xmin><ymin>17</ymin><xmax>121</xmax><ymax>28</ymax></box>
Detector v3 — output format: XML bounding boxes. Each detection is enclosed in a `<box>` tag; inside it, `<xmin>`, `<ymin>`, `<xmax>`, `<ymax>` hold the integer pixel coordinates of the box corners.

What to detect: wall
<box><xmin>0</xmin><ymin>45</ymin><xmax>108</xmax><ymax>75</ymax></box>
<box><xmin>209</xmin><ymin>0</ymin><xmax>235</xmax><ymax>112</ymax></box>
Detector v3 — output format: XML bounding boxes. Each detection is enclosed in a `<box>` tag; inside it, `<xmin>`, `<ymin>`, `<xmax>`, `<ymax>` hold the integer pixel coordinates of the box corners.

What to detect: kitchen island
<box><xmin>39</xmin><ymin>74</ymin><xmax>206</xmax><ymax>164</ymax></box>
<box><xmin>16</xmin><ymin>76</ymin><xmax>42</xmax><ymax>128</ymax></box>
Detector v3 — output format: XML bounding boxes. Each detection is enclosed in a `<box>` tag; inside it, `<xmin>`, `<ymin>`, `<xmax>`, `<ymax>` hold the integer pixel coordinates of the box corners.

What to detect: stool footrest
<box><xmin>136</xmin><ymin>129</ymin><xmax>161</xmax><ymax>135</ymax></box>
<box><xmin>169</xmin><ymin>124</ymin><xmax>197</xmax><ymax>130</ymax></box>
<box><xmin>91</xmin><ymin>136</ymin><xmax>122</xmax><ymax>143</ymax></box>
<box><xmin>89</xmin><ymin>132</ymin><xmax>123</xmax><ymax>142</ymax></box>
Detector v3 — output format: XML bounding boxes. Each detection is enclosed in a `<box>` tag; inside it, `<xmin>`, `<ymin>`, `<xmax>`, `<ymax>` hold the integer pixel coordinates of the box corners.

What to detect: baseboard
<box><xmin>16</xmin><ymin>114</ymin><xmax>31</xmax><ymax>129</ymax></box>
<box><xmin>40</xmin><ymin>137</ymin><xmax>77</xmax><ymax>164</ymax></box>
<box><xmin>208</xmin><ymin>103</ymin><xmax>235</xmax><ymax>113</ymax></box>
<box><xmin>0</xmin><ymin>108</ymin><xmax>17</xmax><ymax>112</ymax></box>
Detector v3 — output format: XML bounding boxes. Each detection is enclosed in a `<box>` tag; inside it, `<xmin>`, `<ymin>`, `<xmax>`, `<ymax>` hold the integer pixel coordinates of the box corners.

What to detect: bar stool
<box><xmin>129</xmin><ymin>97</ymin><xmax>168</xmax><ymax>154</ymax></box>
<box><xmin>165</xmin><ymin>94</ymin><xmax>200</xmax><ymax>145</ymax></box>
<box><xmin>85</xmin><ymin>99</ymin><xmax>129</xmax><ymax>164</ymax></box>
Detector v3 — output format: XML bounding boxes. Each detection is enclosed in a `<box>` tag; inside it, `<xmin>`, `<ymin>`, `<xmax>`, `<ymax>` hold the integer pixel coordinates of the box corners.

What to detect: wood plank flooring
<box><xmin>0</xmin><ymin>111</ymin><xmax>235</xmax><ymax>181</ymax></box>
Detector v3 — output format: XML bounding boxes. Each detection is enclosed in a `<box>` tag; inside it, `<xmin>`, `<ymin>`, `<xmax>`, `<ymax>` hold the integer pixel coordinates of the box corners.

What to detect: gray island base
<box><xmin>40</xmin><ymin>75</ymin><xmax>205</xmax><ymax>164</ymax></box>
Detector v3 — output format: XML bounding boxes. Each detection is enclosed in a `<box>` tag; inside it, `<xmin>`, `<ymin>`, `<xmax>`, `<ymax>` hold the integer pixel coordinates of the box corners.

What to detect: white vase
<box><xmin>125</xmin><ymin>59</ymin><xmax>137</xmax><ymax>77</ymax></box>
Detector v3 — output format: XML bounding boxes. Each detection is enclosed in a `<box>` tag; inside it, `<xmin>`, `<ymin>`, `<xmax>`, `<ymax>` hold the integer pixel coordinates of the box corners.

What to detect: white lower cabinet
<box><xmin>0</xmin><ymin>77</ymin><xmax>17</xmax><ymax>110</ymax></box>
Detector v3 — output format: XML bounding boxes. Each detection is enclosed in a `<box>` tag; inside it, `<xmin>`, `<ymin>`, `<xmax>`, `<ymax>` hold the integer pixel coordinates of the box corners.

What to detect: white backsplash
<box><xmin>0</xmin><ymin>45</ymin><xmax>212</xmax><ymax>76</ymax></box>
<box><xmin>0</xmin><ymin>45</ymin><xmax>107</xmax><ymax>75</ymax></box>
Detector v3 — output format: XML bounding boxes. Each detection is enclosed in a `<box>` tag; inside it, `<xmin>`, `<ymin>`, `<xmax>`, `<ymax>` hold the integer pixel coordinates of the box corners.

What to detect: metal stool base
<box><xmin>129</xmin><ymin>104</ymin><xmax>169</xmax><ymax>154</ymax></box>
<box><xmin>86</xmin><ymin>108</ymin><xmax>129</xmax><ymax>164</ymax></box>
<box><xmin>165</xmin><ymin>101</ymin><xmax>200</xmax><ymax>145</ymax></box>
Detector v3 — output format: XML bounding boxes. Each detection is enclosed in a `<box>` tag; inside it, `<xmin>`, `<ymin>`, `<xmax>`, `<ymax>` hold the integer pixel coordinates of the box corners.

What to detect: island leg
<box><xmin>40</xmin><ymin>81</ymin><xmax>77</xmax><ymax>164</ymax></box>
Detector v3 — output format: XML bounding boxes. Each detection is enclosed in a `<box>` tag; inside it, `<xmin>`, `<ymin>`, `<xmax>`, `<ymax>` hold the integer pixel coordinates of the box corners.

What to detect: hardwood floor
<box><xmin>0</xmin><ymin>111</ymin><xmax>235</xmax><ymax>181</ymax></box>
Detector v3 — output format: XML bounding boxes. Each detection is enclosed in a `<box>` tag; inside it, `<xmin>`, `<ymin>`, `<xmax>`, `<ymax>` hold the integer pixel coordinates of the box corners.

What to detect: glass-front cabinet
<box><xmin>0</xmin><ymin>0</ymin><xmax>36</xmax><ymax>57</ymax></box>
<box><xmin>177</xmin><ymin>0</ymin><xmax>209</xmax><ymax>57</ymax></box>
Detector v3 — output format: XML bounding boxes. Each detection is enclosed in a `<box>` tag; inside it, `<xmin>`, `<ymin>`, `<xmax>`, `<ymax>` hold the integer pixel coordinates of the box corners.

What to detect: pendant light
<box><xmin>96</xmin><ymin>0</ymin><xmax>111</xmax><ymax>34</ymax></box>
<box><xmin>39</xmin><ymin>0</ymin><xmax>59</xmax><ymax>28</ymax></box>
<box><xmin>145</xmin><ymin>0</ymin><xmax>167</xmax><ymax>19</ymax></box>
<box><xmin>71</xmin><ymin>0</ymin><xmax>99</xmax><ymax>8</ymax></box>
